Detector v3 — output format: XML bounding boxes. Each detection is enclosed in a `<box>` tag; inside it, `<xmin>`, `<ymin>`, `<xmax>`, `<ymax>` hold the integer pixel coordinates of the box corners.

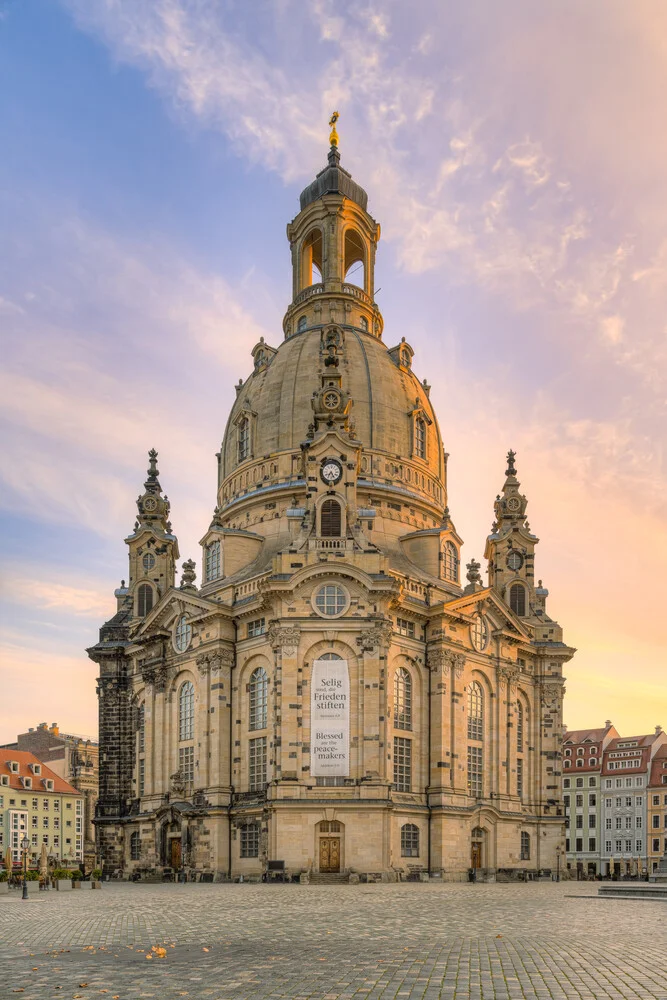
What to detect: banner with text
<box><xmin>311</xmin><ymin>658</ymin><xmax>350</xmax><ymax>777</ymax></box>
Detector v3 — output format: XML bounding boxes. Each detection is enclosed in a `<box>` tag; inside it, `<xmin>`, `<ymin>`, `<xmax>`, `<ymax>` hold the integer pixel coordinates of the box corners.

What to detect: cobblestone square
<box><xmin>1</xmin><ymin>882</ymin><xmax>666</xmax><ymax>1000</ymax></box>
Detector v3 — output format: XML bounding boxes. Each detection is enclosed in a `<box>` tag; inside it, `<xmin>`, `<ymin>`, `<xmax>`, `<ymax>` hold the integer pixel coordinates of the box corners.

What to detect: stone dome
<box><xmin>219</xmin><ymin>326</ymin><xmax>447</xmax><ymax>514</ymax></box>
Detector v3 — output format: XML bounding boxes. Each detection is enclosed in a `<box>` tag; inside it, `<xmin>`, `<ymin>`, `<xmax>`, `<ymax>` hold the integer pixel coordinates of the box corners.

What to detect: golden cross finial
<box><xmin>329</xmin><ymin>111</ymin><xmax>339</xmax><ymax>148</ymax></box>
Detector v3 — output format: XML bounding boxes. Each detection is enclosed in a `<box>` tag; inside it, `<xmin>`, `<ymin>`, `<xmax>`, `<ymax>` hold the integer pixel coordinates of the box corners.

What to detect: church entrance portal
<box><xmin>471</xmin><ymin>827</ymin><xmax>485</xmax><ymax>869</ymax></box>
<box><xmin>319</xmin><ymin>838</ymin><xmax>340</xmax><ymax>872</ymax></box>
<box><xmin>170</xmin><ymin>838</ymin><xmax>182</xmax><ymax>869</ymax></box>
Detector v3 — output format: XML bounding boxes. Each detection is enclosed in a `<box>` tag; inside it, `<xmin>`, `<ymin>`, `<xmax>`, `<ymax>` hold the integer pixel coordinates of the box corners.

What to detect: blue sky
<box><xmin>1</xmin><ymin>0</ymin><xmax>666</xmax><ymax>738</ymax></box>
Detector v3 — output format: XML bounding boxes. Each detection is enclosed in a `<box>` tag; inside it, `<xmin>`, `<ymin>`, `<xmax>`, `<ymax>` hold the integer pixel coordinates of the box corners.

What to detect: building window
<box><xmin>588</xmin><ymin>838</ymin><xmax>596</xmax><ymax>852</ymax></box>
<box><xmin>442</xmin><ymin>541</ymin><xmax>459</xmax><ymax>582</ymax></box>
<box><xmin>137</xmin><ymin>583</ymin><xmax>153</xmax><ymax>618</ymax></box>
<box><xmin>470</xmin><ymin>615</ymin><xmax>489</xmax><ymax>651</ymax></box>
<box><xmin>320</xmin><ymin>499</ymin><xmax>342</xmax><ymax>537</ymax></box>
<box><xmin>297</xmin><ymin>315</ymin><xmax>307</xmax><ymax>333</ymax></box>
<box><xmin>393</xmin><ymin>668</ymin><xmax>412</xmax><ymax>731</ymax></box>
<box><xmin>509</xmin><ymin>583</ymin><xmax>526</xmax><ymax>617</ymax></box>
<box><xmin>396</xmin><ymin>618</ymin><xmax>415</xmax><ymax>638</ymax></box>
<box><xmin>393</xmin><ymin>737</ymin><xmax>412</xmax><ymax>792</ymax></box>
<box><xmin>467</xmin><ymin>682</ymin><xmax>484</xmax><ymax>741</ymax></box>
<box><xmin>516</xmin><ymin>702</ymin><xmax>524</xmax><ymax>752</ymax></box>
<box><xmin>178</xmin><ymin>745</ymin><xmax>194</xmax><ymax>784</ymax></box>
<box><xmin>415</xmin><ymin>417</ymin><xmax>426</xmax><ymax>459</ymax></box>
<box><xmin>138</xmin><ymin>758</ymin><xmax>145</xmax><ymax>797</ymax></box>
<box><xmin>575</xmin><ymin>838</ymin><xmax>583</xmax><ymax>852</ymax></box>
<box><xmin>247</xmin><ymin>618</ymin><xmax>266</xmax><ymax>638</ymax></box>
<box><xmin>179</xmin><ymin>681</ymin><xmax>195</xmax><ymax>741</ymax></box>
<box><xmin>401</xmin><ymin>823</ymin><xmax>420</xmax><ymax>857</ymax></box>
<box><xmin>249</xmin><ymin>737</ymin><xmax>267</xmax><ymax>791</ymax></box>
<box><xmin>138</xmin><ymin>704</ymin><xmax>145</xmax><ymax>754</ymax></box>
<box><xmin>314</xmin><ymin>584</ymin><xmax>347</xmax><ymax>617</ymax></box>
<box><xmin>238</xmin><ymin>417</ymin><xmax>250</xmax><ymax>462</ymax></box>
<box><xmin>517</xmin><ymin>758</ymin><xmax>524</xmax><ymax>799</ymax></box>
<box><xmin>130</xmin><ymin>831</ymin><xmax>141</xmax><ymax>861</ymax></box>
<box><xmin>249</xmin><ymin>668</ymin><xmax>268</xmax><ymax>731</ymax></box>
<box><xmin>240</xmin><ymin>822</ymin><xmax>260</xmax><ymax>858</ymax></box>
<box><xmin>174</xmin><ymin>615</ymin><xmax>192</xmax><ymax>653</ymax></box>
<box><xmin>468</xmin><ymin>745</ymin><xmax>483</xmax><ymax>798</ymax></box>
<box><xmin>520</xmin><ymin>831</ymin><xmax>530</xmax><ymax>860</ymax></box>
<box><xmin>205</xmin><ymin>540</ymin><xmax>221</xmax><ymax>581</ymax></box>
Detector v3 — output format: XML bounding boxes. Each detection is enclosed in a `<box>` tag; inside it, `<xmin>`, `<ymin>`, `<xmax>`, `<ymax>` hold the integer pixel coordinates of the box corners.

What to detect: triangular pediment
<box><xmin>133</xmin><ymin>587</ymin><xmax>224</xmax><ymax>639</ymax></box>
<box><xmin>444</xmin><ymin>587</ymin><xmax>532</xmax><ymax>641</ymax></box>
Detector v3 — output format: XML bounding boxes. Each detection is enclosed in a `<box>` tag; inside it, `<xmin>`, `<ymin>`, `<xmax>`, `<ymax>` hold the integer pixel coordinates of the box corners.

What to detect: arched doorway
<box><xmin>318</xmin><ymin>820</ymin><xmax>342</xmax><ymax>873</ymax></box>
<box><xmin>471</xmin><ymin>827</ymin><xmax>485</xmax><ymax>870</ymax></box>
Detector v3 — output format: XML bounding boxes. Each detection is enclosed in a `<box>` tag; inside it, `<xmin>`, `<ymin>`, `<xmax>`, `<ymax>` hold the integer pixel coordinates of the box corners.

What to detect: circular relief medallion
<box><xmin>143</xmin><ymin>497</ymin><xmax>158</xmax><ymax>512</ymax></box>
<box><xmin>323</xmin><ymin>391</ymin><xmax>340</xmax><ymax>410</ymax></box>
<box><xmin>506</xmin><ymin>497</ymin><xmax>521</xmax><ymax>512</ymax></box>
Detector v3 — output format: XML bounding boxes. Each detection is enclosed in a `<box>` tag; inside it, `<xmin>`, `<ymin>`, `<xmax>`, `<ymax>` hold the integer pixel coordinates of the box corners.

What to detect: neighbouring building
<box><xmin>600</xmin><ymin>728</ymin><xmax>666</xmax><ymax>876</ymax></box>
<box><xmin>0</xmin><ymin>750</ymin><xmax>84</xmax><ymax>866</ymax></box>
<box><xmin>562</xmin><ymin>721</ymin><xmax>618</xmax><ymax>877</ymax></box>
<box><xmin>648</xmin><ymin>742</ymin><xmax>667</xmax><ymax>873</ymax></box>
<box><xmin>88</xmin><ymin>126</ymin><xmax>573</xmax><ymax>881</ymax></box>
<box><xmin>1</xmin><ymin>722</ymin><xmax>98</xmax><ymax>870</ymax></box>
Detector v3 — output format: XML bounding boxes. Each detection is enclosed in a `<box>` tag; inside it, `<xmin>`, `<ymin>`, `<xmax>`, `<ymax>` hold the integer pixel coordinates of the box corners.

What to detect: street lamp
<box><xmin>556</xmin><ymin>845</ymin><xmax>562</xmax><ymax>883</ymax></box>
<box><xmin>21</xmin><ymin>836</ymin><xmax>30</xmax><ymax>900</ymax></box>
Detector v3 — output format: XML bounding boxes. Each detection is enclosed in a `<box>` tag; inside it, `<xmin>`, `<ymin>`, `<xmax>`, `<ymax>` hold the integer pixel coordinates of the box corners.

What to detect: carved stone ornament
<box><xmin>540</xmin><ymin>681</ymin><xmax>563</xmax><ymax>708</ymax></box>
<box><xmin>427</xmin><ymin>648</ymin><xmax>449</xmax><ymax>671</ymax></box>
<box><xmin>498</xmin><ymin>664</ymin><xmax>520</xmax><ymax>689</ymax></box>
<box><xmin>197</xmin><ymin>649</ymin><xmax>234</xmax><ymax>675</ymax></box>
<box><xmin>356</xmin><ymin>620</ymin><xmax>393</xmax><ymax>652</ymax></box>
<box><xmin>170</xmin><ymin>770</ymin><xmax>187</xmax><ymax>798</ymax></box>
<box><xmin>267</xmin><ymin>625</ymin><xmax>301</xmax><ymax>655</ymax></box>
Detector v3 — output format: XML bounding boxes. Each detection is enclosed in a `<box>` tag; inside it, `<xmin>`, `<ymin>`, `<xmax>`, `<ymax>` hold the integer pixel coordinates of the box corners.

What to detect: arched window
<box><xmin>174</xmin><ymin>615</ymin><xmax>191</xmax><ymax>653</ymax></box>
<box><xmin>343</xmin><ymin>229</ymin><xmax>365</xmax><ymax>288</ymax></box>
<box><xmin>205</xmin><ymin>540</ymin><xmax>221</xmax><ymax>582</ymax></box>
<box><xmin>520</xmin><ymin>831</ymin><xmax>531</xmax><ymax>860</ymax></box>
<box><xmin>401</xmin><ymin>823</ymin><xmax>420</xmax><ymax>857</ymax></box>
<box><xmin>516</xmin><ymin>702</ymin><xmax>524</xmax><ymax>752</ymax></box>
<box><xmin>297</xmin><ymin>315</ymin><xmax>307</xmax><ymax>333</ymax></box>
<box><xmin>320</xmin><ymin>499</ymin><xmax>342</xmax><ymax>537</ymax></box>
<box><xmin>359</xmin><ymin>316</ymin><xmax>369</xmax><ymax>332</ymax></box>
<box><xmin>249</xmin><ymin>667</ymin><xmax>268</xmax><ymax>731</ymax></box>
<box><xmin>238</xmin><ymin>417</ymin><xmax>250</xmax><ymax>462</ymax></box>
<box><xmin>510</xmin><ymin>582</ymin><xmax>526</xmax><ymax>616</ymax></box>
<box><xmin>320</xmin><ymin>652</ymin><xmax>343</xmax><ymax>660</ymax></box>
<box><xmin>393</xmin><ymin>668</ymin><xmax>412</xmax><ymax>731</ymax></box>
<box><xmin>301</xmin><ymin>228</ymin><xmax>323</xmax><ymax>288</ymax></box>
<box><xmin>179</xmin><ymin>682</ymin><xmax>194</xmax><ymax>742</ymax></box>
<box><xmin>467</xmin><ymin>681</ymin><xmax>484</xmax><ymax>741</ymax></box>
<box><xmin>443</xmin><ymin>542</ymin><xmax>459</xmax><ymax>582</ymax></box>
<box><xmin>136</xmin><ymin>583</ymin><xmax>153</xmax><ymax>618</ymax></box>
<box><xmin>130</xmin><ymin>830</ymin><xmax>141</xmax><ymax>861</ymax></box>
<box><xmin>415</xmin><ymin>417</ymin><xmax>426</xmax><ymax>459</ymax></box>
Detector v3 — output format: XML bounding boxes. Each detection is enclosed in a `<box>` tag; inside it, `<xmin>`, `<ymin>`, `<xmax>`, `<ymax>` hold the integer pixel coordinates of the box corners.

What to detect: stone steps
<box><xmin>308</xmin><ymin>872</ymin><xmax>349</xmax><ymax>885</ymax></box>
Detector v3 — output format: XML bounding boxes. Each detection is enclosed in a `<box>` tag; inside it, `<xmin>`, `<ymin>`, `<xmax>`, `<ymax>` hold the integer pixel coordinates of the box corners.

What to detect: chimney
<box><xmin>605</xmin><ymin>720</ymin><xmax>612</xmax><ymax>728</ymax></box>
<box><xmin>656</xmin><ymin>725</ymin><xmax>663</xmax><ymax>735</ymax></box>
<box><xmin>50</xmin><ymin>723</ymin><xmax>59</xmax><ymax>736</ymax></box>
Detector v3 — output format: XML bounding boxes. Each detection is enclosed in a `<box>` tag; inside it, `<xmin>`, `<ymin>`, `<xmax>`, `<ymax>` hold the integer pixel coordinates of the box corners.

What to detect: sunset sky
<box><xmin>1</xmin><ymin>1</ymin><xmax>665</xmax><ymax>741</ymax></box>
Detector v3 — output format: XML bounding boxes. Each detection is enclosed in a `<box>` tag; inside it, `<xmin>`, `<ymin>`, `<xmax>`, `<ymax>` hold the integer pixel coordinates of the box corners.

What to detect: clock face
<box><xmin>507</xmin><ymin>551</ymin><xmax>523</xmax><ymax>571</ymax></box>
<box><xmin>321</xmin><ymin>460</ymin><xmax>343</xmax><ymax>484</ymax></box>
<box><xmin>506</xmin><ymin>496</ymin><xmax>521</xmax><ymax>512</ymax></box>
<box><xmin>143</xmin><ymin>497</ymin><xmax>157</xmax><ymax>512</ymax></box>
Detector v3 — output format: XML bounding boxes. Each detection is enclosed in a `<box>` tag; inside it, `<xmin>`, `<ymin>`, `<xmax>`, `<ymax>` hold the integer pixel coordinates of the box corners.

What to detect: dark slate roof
<box><xmin>299</xmin><ymin>147</ymin><xmax>368</xmax><ymax>212</ymax></box>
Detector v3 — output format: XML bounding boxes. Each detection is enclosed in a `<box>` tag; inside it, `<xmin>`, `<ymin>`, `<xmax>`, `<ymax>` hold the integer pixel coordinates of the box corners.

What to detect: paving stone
<box><xmin>0</xmin><ymin>882</ymin><xmax>665</xmax><ymax>999</ymax></box>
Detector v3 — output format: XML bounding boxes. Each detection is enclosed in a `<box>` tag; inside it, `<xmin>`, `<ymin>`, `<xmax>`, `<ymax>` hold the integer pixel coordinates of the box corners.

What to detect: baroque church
<box><xmin>89</xmin><ymin>122</ymin><xmax>573</xmax><ymax>880</ymax></box>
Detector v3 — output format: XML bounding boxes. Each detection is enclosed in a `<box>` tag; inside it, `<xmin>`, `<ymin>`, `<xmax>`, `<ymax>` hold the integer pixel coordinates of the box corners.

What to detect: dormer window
<box><xmin>415</xmin><ymin>417</ymin><xmax>426</xmax><ymax>459</ymax></box>
<box><xmin>0</xmin><ymin>775</ymin><xmax>8</xmax><ymax>786</ymax></box>
<box><xmin>9</xmin><ymin>761</ymin><xmax>19</xmax><ymax>773</ymax></box>
<box><xmin>238</xmin><ymin>417</ymin><xmax>250</xmax><ymax>462</ymax></box>
<box><xmin>205</xmin><ymin>540</ymin><xmax>221</xmax><ymax>582</ymax></box>
<box><xmin>43</xmin><ymin>778</ymin><xmax>54</xmax><ymax>791</ymax></box>
<box><xmin>30</xmin><ymin>763</ymin><xmax>41</xmax><ymax>775</ymax></box>
<box><xmin>22</xmin><ymin>777</ymin><xmax>32</xmax><ymax>789</ymax></box>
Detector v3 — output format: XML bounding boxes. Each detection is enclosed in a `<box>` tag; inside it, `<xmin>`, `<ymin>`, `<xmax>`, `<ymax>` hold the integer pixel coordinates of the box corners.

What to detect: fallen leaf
<box><xmin>79</xmin><ymin>985</ymin><xmax>89</xmax><ymax>988</ymax></box>
<box><xmin>496</xmin><ymin>934</ymin><xmax>502</xmax><ymax>938</ymax></box>
<box><xmin>202</xmin><ymin>947</ymin><xmax>209</xmax><ymax>952</ymax></box>
<box><xmin>145</xmin><ymin>954</ymin><xmax>153</xmax><ymax>960</ymax></box>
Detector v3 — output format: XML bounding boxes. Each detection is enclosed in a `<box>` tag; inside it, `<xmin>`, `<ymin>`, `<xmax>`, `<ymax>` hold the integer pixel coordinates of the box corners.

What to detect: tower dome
<box><xmin>218</xmin><ymin>137</ymin><xmax>448</xmax><ymax>527</ymax></box>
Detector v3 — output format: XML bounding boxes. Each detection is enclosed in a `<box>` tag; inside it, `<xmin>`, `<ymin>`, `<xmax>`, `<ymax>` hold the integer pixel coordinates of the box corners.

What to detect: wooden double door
<box><xmin>319</xmin><ymin>837</ymin><xmax>341</xmax><ymax>873</ymax></box>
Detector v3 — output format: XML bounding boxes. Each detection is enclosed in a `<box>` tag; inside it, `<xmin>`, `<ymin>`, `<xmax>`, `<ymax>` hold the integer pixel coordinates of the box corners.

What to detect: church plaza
<box><xmin>1</xmin><ymin>882</ymin><xmax>666</xmax><ymax>999</ymax></box>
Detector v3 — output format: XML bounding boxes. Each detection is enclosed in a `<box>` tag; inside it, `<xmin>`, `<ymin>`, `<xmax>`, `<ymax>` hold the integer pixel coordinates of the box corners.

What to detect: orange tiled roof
<box><xmin>1</xmin><ymin>750</ymin><xmax>80</xmax><ymax>796</ymax></box>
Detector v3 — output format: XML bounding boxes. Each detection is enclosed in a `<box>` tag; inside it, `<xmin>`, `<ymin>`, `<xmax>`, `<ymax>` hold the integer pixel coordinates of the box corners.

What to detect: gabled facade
<box><xmin>648</xmin><ymin>741</ymin><xmax>667</xmax><ymax>873</ymax></box>
<box><xmin>89</xmin><ymin>127</ymin><xmax>574</xmax><ymax>881</ymax></box>
<box><xmin>562</xmin><ymin>722</ymin><xmax>617</xmax><ymax>877</ymax></box>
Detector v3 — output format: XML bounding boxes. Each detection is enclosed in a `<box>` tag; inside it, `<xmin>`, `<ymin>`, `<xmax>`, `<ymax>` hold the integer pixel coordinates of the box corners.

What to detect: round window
<box><xmin>142</xmin><ymin>553</ymin><xmax>156</xmax><ymax>571</ymax></box>
<box><xmin>313</xmin><ymin>584</ymin><xmax>348</xmax><ymax>618</ymax></box>
<box><xmin>471</xmin><ymin>614</ymin><xmax>489</xmax><ymax>652</ymax></box>
<box><xmin>507</xmin><ymin>551</ymin><xmax>523</xmax><ymax>571</ymax></box>
<box><xmin>174</xmin><ymin>615</ymin><xmax>192</xmax><ymax>653</ymax></box>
